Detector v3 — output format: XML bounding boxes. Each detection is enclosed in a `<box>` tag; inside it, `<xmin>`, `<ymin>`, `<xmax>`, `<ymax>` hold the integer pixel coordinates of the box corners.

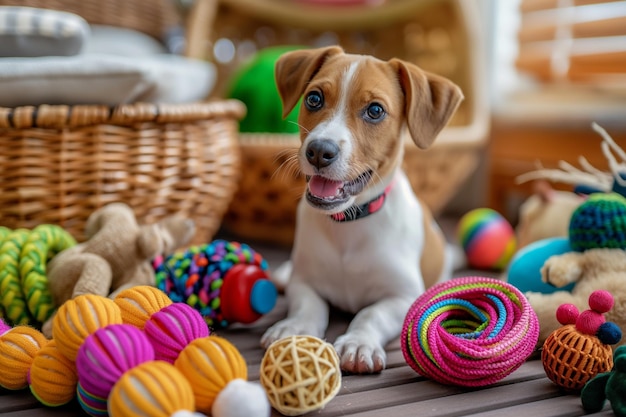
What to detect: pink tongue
<box><xmin>309</xmin><ymin>175</ymin><xmax>343</xmax><ymax>198</ymax></box>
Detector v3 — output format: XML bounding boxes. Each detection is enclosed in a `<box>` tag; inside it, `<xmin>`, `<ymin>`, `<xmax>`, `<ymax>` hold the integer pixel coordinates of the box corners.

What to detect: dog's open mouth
<box><xmin>306</xmin><ymin>170</ymin><xmax>373</xmax><ymax>210</ymax></box>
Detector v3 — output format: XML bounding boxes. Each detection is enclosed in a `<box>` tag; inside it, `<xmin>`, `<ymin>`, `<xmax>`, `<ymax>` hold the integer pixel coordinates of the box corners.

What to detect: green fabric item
<box><xmin>581</xmin><ymin>345</ymin><xmax>626</xmax><ymax>417</ymax></box>
<box><xmin>227</xmin><ymin>46</ymin><xmax>303</xmax><ymax>133</ymax></box>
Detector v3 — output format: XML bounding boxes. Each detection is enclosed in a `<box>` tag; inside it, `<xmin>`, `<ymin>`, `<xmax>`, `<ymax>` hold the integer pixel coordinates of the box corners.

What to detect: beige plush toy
<box><xmin>525</xmin><ymin>248</ymin><xmax>626</xmax><ymax>346</ymax></box>
<box><xmin>41</xmin><ymin>203</ymin><xmax>195</xmax><ymax>337</ymax></box>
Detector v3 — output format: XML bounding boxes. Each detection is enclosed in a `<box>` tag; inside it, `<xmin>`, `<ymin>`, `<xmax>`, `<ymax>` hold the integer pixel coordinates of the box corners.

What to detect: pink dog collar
<box><xmin>330</xmin><ymin>181</ymin><xmax>394</xmax><ymax>222</ymax></box>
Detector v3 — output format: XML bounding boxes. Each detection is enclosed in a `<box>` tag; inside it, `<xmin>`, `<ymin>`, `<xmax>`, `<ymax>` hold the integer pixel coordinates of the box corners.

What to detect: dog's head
<box><xmin>275</xmin><ymin>46</ymin><xmax>463</xmax><ymax>214</ymax></box>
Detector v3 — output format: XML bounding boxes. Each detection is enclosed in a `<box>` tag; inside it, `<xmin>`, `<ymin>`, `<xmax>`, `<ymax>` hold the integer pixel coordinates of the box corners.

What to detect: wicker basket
<box><xmin>187</xmin><ymin>0</ymin><xmax>489</xmax><ymax>246</ymax></box>
<box><xmin>0</xmin><ymin>100</ymin><xmax>245</xmax><ymax>244</ymax></box>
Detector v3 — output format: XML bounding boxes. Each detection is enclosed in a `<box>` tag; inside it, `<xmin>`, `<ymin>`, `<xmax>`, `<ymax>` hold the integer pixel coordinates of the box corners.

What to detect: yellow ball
<box><xmin>174</xmin><ymin>335</ymin><xmax>247</xmax><ymax>413</ymax></box>
<box><xmin>260</xmin><ymin>335</ymin><xmax>341</xmax><ymax>416</ymax></box>
<box><xmin>108</xmin><ymin>360</ymin><xmax>195</xmax><ymax>417</ymax></box>
<box><xmin>52</xmin><ymin>294</ymin><xmax>122</xmax><ymax>361</ymax></box>
<box><xmin>114</xmin><ymin>285</ymin><xmax>173</xmax><ymax>330</ymax></box>
<box><xmin>0</xmin><ymin>325</ymin><xmax>48</xmax><ymax>389</ymax></box>
<box><xmin>29</xmin><ymin>340</ymin><xmax>78</xmax><ymax>406</ymax></box>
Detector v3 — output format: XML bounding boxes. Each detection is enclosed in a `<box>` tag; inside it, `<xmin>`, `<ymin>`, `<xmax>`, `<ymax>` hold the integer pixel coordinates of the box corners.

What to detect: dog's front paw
<box><xmin>334</xmin><ymin>333</ymin><xmax>386</xmax><ymax>374</ymax></box>
<box><xmin>261</xmin><ymin>317</ymin><xmax>323</xmax><ymax>348</ymax></box>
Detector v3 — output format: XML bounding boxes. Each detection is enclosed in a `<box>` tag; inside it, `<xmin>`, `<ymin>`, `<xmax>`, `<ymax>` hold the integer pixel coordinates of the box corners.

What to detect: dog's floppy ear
<box><xmin>275</xmin><ymin>46</ymin><xmax>344</xmax><ymax>118</ymax></box>
<box><xmin>390</xmin><ymin>59</ymin><xmax>464</xmax><ymax>149</ymax></box>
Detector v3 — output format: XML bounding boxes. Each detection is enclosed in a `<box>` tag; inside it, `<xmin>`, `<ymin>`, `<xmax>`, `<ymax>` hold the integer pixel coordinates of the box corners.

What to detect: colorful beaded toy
<box><xmin>153</xmin><ymin>240</ymin><xmax>277</xmax><ymax>328</ymax></box>
<box><xmin>401</xmin><ymin>276</ymin><xmax>540</xmax><ymax>387</ymax></box>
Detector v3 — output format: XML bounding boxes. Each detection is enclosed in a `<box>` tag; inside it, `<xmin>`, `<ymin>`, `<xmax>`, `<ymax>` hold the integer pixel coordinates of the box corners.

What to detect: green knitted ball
<box><xmin>227</xmin><ymin>46</ymin><xmax>302</xmax><ymax>133</ymax></box>
<box><xmin>568</xmin><ymin>193</ymin><xmax>626</xmax><ymax>252</ymax></box>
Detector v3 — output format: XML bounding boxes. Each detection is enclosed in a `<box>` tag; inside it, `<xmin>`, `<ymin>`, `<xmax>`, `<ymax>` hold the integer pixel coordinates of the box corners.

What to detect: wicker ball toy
<box><xmin>154</xmin><ymin>240</ymin><xmax>277</xmax><ymax>328</ymax></box>
<box><xmin>568</xmin><ymin>192</ymin><xmax>626</xmax><ymax>252</ymax></box>
<box><xmin>0</xmin><ymin>324</ymin><xmax>48</xmax><ymax>389</ymax></box>
<box><xmin>144</xmin><ymin>302</ymin><xmax>210</xmax><ymax>363</ymax></box>
<box><xmin>28</xmin><ymin>339</ymin><xmax>78</xmax><ymax>407</ymax></box>
<box><xmin>108</xmin><ymin>360</ymin><xmax>198</xmax><ymax>417</ymax></box>
<box><xmin>114</xmin><ymin>285</ymin><xmax>173</xmax><ymax>330</ymax></box>
<box><xmin>175</xmin><ymin>335</ymin><xmax>270</xmax><ymax>417</ymax></box>
<box><xmin>52</xmin><ymin>294</ymin><xmax>123</xmax><ymax>362</ymax></box>
<box><xmin>76</xmin><ymin>324</ymin><xmax>155</xmax><ymax>399</ymax></box>
<box><xmin>260</xmin><ymin>335</ymin><xmax>342</xmax><ymax>416</ymax></box>
<box><xmin>401</xmin><ymin>276</ymin><xmax>540</xmax><ymax>387</ymax></box>
<box><xmin>542</xmin><ymin>290</ymin><xmax>622</xmax><ymax>392</ymax></box>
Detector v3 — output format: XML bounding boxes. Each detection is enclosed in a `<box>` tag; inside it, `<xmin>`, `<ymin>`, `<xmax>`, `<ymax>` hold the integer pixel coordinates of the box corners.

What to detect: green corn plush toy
<box><xmin>581</xmin><ymin>345</ymin><xmax>626</xmax><ymax>416</ymax></box>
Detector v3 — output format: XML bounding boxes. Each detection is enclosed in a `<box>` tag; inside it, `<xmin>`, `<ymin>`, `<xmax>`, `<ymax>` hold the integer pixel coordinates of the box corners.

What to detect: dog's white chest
<box><xmin>290</xmin><ymin>173</ymin><xmax>426</xmax><ymax>312</ymax></box>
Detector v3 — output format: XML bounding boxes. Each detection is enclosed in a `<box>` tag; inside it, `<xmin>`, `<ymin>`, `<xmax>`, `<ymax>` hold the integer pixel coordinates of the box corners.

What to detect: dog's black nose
<box><xmin>306</xmin><ymin>139</ymin><xmax>339</xmax><ymax>169</ymax></box>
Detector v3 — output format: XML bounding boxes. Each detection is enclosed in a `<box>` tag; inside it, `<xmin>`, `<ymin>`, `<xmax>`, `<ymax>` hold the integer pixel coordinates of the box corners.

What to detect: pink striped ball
<box><xmin>76</xmin><ymin>324</ymin><xmax>154</xmax><ymax>399</ymax></box>
<box><xmin>144</xmin><ymin>303</ymin><xmax>210</xmax><ymax>363</ymax></box>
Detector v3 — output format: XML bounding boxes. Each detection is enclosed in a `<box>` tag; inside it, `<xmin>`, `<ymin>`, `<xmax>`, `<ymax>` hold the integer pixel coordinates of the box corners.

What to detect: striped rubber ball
<box><xmin>29</xmin><ymin>339</ymin><xmax>78</xmax><ymax>406</ymax></box>
<box><xmin>114</xmin><ymin>285</ymin><xmax>173</xmax><ymax>330</ymax></box>
<box><xmin>76</xmin><ymin>324</ymin><xmax>155</xmax><ymax>399</ymax></box>
<box><xmin>0</xmin><ymin>325</ymin><xmax>48</xmax><ymax>389</ymax></box>
<box><xmin>52</xmin><ymin>294</ymin><xmax>123</xmax><ymax>362</ymax></box>
<box><xmin>457</xmin><ymin>208</ymin><xmax>516</xmax><ymax>270</ymax></box>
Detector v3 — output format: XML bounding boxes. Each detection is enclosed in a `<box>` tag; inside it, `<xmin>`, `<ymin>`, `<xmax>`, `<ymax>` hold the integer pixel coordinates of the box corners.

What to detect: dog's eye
<box><xmin>365</xmin><ymin>103</ymin><xmax>385</xmax><ymax>121</ymax></box>
<box><xmin>304</xmin><ymin>91</ymin><xmax>324</xmax><ymax>110</ymax></box>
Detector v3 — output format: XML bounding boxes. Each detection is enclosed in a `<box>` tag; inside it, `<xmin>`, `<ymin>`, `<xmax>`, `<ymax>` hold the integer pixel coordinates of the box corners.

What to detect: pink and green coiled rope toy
<box><xmin>401</xmin><ymin>276</ymin><xmax>539</xmax><ymax>387</ymax></box>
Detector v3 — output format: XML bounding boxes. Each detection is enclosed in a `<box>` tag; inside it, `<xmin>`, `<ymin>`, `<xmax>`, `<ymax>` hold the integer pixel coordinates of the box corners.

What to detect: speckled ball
<box><xmin>29</xmin><ymin>340</ymin><xmax>78</xmax><ymax>407</ymax></box>
<box><xmin>568</xmin><ymin>192</ymin><xmax>626</xmax><ymax>251</ymax></box>
<box><xmin>457</xmin><ymin>208</ymin><xmax>516</xmax><ymax>270</ymax></box>
<box><xmin>76</xmin><ymin>324</ymin><xmax>155</xmax><ymax>399</ymax></box>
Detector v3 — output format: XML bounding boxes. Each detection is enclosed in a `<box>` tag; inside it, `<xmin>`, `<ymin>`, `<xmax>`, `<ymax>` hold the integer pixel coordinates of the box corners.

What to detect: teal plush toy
<box><xmin>582</xmin><ymin>345</ymin><xmax>626</xmax><ymax>416</ymax></box>
<box><xmin>227</xmin><ymin>45</ymin><xmax>303</xmax><ymax>133</ymax></box>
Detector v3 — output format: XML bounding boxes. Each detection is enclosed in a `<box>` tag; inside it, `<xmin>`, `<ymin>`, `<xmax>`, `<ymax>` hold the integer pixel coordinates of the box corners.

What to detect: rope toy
<box><xmin>401</xmin><ymin>276</ymin><xmax>540</xmax><ymax>387</ymax></box>
<box><xmin>542</xmin><ymin>290</ymin><xmax>622</xmax><ymax>392</ymax></box>
<box><xmin>260</xmin><ymin>335</ymin><xmax>342</xmax><ymax>416</ymax></box>
<box><xmin>154</xmin><ymin>240</ymin><xmax>277</xmax><ymax>328</ymax></box>
<box><xmin>0</xmin><ymin>225</ymin><xmax>76</xmax><ymax>326</ymax></box>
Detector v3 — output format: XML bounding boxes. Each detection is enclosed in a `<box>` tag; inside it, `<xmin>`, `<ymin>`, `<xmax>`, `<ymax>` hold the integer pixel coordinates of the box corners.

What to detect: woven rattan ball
<box><xmin>260</xmin><ymin>335</ymin><xmax>341</xmax><ymax>416</ymax></box>
<box><xmin>542</xmin><ymin>324</ymin><xmax>614</xmax><ymax>392</ymax></box>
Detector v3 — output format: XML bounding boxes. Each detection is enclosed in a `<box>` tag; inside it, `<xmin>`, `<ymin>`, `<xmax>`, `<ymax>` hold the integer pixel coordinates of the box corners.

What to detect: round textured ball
<box><xmin>114</xmin><ymin>285</ymin><xmax>173</xmax><ymax>330</ymax></box>
<box><xmin>260</xmin><ymin>335</ymin><xmax>341</xmax><ymax>416</ymax></box>
<box><xmin>52</xmin><ymin>294</ymin><xmax>123</xmax><ymax>362</ymax></box>
<box><xmin>401</xmin><ymin>276</ymin><xmax>539</xmax><ymax>387</ymax></box>
<box><xmin>144</xmin><ymin>303</ymin><xmax>210</xmax><ymax>363</ymax></box>
<box><xmin>76</xmin><ymin>324</ymin><xmax>155</xmax><ymax>399</ymax></box>
<box><xmin>542</xmin><ymin>324</ymin><xmax>613</xmax><ymax>391</ymax></box>
<box><xmin>569</xmin><ymin>192</ymin><xmax>626</xmax><ymax>252</ymax></box>
<box><xmin>0</xmin><ymin>325</ymin><xmax>48</xmax><ymax>389</ymax></box>
<box><xmin>77</xmin><ymin>381</ymin><xmax>108</xmax><ymax>417</ymax></box>
<box><xmin>175</xmin><ymin>336</ymin><xmax>249</xmax><ymax>414</ymax></box>
<box><xmin>29</xmin><ymin>339</ymin><xmax>78</xmax><ymax>406</ymax></box>
<box><xmin>108</xmin><ymin>360</ymin><xmax>196</xmax><ymax>417</ymax></box>
<box><xmin>457</xmin><ymin>208</ymin><xmax>516</xmax><ymax>270</ymax></box>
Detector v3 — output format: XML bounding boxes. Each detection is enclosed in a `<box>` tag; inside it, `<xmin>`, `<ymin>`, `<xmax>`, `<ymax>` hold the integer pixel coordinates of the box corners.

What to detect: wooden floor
<box><xmin>0</xmin><ymin>241</ymin><xmax>616</xmax><ymax>416</ymax></box>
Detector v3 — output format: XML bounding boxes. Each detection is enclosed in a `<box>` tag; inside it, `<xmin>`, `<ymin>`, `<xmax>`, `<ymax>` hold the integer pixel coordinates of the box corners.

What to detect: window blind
<box><xmin>515</xmin><ymin>0</ymin><xmax>626</xmax><ymax>83</ymax></box>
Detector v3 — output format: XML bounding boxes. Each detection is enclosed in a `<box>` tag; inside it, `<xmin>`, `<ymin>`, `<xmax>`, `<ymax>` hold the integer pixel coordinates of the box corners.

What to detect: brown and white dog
<box><xmin>261</xmin><ymin>46</ymin><xmax>464</xmax><ymax>373</ymax></box>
